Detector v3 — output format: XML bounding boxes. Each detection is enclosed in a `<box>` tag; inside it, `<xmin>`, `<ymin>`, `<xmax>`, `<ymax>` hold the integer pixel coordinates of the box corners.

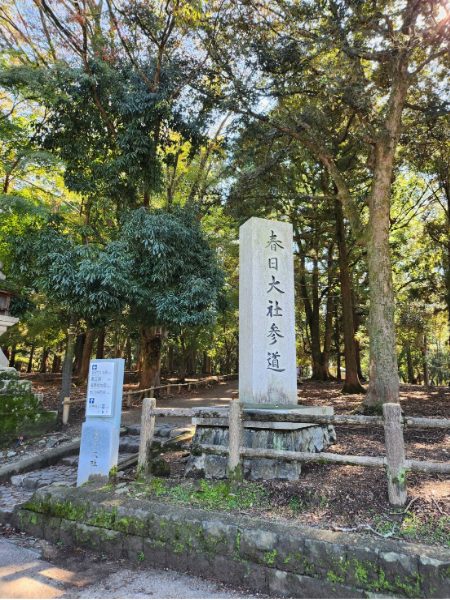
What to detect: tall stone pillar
<box><xmin>239</xmin><ymin>217</ymin><xmax>297</xmax><ymax>406</ymax></box>
<box><xmin>185</xmin><ymin>216</ymin><xmax>336</xmax><ymax>481</ymax></box>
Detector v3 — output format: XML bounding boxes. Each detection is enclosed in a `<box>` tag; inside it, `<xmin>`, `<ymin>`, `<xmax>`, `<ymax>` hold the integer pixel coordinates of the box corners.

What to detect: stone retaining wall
<box><xmin>15</xmin><ymin>483</ymin><xmax>450</xmax><ymax>598</ymax></box>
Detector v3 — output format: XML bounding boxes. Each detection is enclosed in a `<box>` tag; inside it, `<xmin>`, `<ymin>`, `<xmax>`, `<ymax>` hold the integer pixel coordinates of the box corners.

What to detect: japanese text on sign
<box><xmin>266</xmin><ymin>230</ymin><xmax>286</xmax><ymax>372</ymax></box>
<box><xmin>86</xmin><ymin>361</ymin><xmax>115</xmax><ymax>416</ymax></box>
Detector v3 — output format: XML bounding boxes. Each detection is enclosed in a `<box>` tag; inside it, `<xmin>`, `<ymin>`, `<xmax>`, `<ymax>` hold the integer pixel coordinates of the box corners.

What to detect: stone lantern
<box><xmin>0</xmin><ymin>264</ymin><xmax>18</xmax><ymax>368</ymax></box>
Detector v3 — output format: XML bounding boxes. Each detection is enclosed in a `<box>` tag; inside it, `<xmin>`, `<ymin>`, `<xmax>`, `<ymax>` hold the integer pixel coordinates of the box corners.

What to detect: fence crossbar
<box><xmin>145</xmin><ymin>407</ymin><xmax>450</xmax><ymax>430</ymax></box>
<box><xmin>199</xmin><ymin>444</ymin><xmax>450</xmax><ymax>474</ymax></box>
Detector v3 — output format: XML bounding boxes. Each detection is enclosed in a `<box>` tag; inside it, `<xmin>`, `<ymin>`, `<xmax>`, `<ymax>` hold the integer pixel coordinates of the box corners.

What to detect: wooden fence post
<box><xmin>126</xmin><ymin>392</ymin><xmax>132</xmax><ymax>409</ymax></box>
<box><xmin>228</xmin><ymin>398</ymin><xmax>243</xmax><ymax>482</ymax></box>
<box><xmin>138</xmin><ymin>398</ymin><xmax>156</xmax><ymax>476</ymax></box>
<box><xmin>62</xmin><ymin>397</ymin><xmax>70</xmax><ymax>425</ymax></box>
<box><xmin>383</xmin><ymin>403</ymin><xmax>407</xmax><ymax>506</ymax></box>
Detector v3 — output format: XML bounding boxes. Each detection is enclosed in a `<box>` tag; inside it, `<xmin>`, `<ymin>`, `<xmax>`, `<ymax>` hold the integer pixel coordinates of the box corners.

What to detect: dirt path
<box><xmin>122</xmin><ymin>379</ymin><xmax>238</xmax><ymax>426</ymax></box>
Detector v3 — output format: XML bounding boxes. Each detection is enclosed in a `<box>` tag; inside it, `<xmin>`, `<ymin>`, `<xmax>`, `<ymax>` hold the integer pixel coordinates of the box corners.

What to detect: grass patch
<box><xmin>129</xmin><ymin>478</ymin><xmax>269</xmax><ymax>511</ymax></box>
<box><xmin>399</xmin><ymin>513</ymin><xmax>450</xmax><ymax>547</ymax></box>
<box><xmin>372</xmin><ymin>512</ymin><xmax>450</xmax><ymax>547</ymax></box>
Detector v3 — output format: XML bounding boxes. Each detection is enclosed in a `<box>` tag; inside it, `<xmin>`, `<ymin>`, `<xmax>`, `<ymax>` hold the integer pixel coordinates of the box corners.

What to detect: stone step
<box><xmin>119</xmin><ymin>435</ymin><xmax>140</xmax><ymax>453</ymax></box>
<box><xmin>0</xmin><ymin>450</ymin><xmax>141</xmax><ymax>526</ymax></box>
<box><xmin>0</xmin><ymin>485</ymin><xmax>34</xmax><ymax>523</ymax></box>
<box><xmin>10</xmin><ymin>465</ymin><xmax>77</xmax><ymax>490</ymax></box>
<box><xmin>60</xmin><ymin>455</ymin><xmax>79</xmax><ymax>466</ymax></box>
<box><xmin>125</xmin><ymin>424</ymin><xmax>140</xmax><ymax>436</ymax></box>
<box><xmin>126</xmin><ymin>423</ymin><xmax>192</xmax><ymax>438</ymax></box>
<box><xmin>10</xmin><ymin>452</ymin><xmax>138</xmax><ymax>490</ymax></box>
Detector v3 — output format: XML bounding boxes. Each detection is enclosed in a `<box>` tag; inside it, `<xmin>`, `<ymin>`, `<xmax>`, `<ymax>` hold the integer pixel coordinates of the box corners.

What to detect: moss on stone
<box><xmin>50</xmin><ymin>500</ymin><xmax>87</xmax><ymax>521</ymax></box>
<box><xmin>88</xmin><ymin>507</ymin><xmax>117</xmax><ymax>529</ymax></box>
<box><xmin>263</xmin><ymin>549</ymin><xmax>277</xmax><ymax>566</ymax></box>
<box><xmin>326</xmin><ymin>570</ymin><xmax>345</xmax><ymax>584</ymax></box>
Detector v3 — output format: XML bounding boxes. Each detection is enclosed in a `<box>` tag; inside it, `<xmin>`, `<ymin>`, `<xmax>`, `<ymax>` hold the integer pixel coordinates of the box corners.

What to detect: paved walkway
<box><xmin>0</xmin><ymin>538</ymin><xmax>251</xmax><ymax>599</ymax></box>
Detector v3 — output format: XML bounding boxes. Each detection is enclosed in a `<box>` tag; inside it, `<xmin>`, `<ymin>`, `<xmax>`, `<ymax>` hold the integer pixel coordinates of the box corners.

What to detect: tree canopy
<box><xmin>0</xmin><ymin>0</ymin><xmax>448</xmax><ymax>407</ymax></box>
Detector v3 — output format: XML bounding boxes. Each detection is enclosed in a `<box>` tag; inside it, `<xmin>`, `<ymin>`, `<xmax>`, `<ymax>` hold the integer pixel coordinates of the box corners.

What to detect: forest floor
<box><xmin>3</xmin><ymin>377</ymin><xmax>449</xmax><ymax>548</ymax></box>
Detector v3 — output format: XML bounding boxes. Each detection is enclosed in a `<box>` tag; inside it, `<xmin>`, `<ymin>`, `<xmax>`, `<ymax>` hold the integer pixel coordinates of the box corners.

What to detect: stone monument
<box><xmin>239</xmin><ymin>217</ymin><xmax>297</xmax><ymax>405</ymax></box>
<box><xmin>187</xmin><ymin>217</ymin><xmax>335</xmax><ymax>480</ymax></box>
<box><xmin>77</xmin><ymin>358</ymin><xmax>125</xmax><ymax>486</ymax></box>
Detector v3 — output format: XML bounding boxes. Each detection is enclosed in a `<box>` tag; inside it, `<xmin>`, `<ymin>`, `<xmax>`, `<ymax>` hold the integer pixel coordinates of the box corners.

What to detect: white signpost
<box><xmin>239</xmin><ymin>217</ymin><xmax>297</xmax><ymax>406</ymax></box>
<box><xmin>76</xmin><ymin>358</ymin><xmax>125</xmax><ymax>486</ymax></box>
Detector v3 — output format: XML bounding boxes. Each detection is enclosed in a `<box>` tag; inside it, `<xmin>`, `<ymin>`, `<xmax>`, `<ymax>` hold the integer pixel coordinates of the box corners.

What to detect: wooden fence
<box><xmin>138</xmin><ymin>400</ymin><xmax>450</xmax><ymax>507</ymax></box>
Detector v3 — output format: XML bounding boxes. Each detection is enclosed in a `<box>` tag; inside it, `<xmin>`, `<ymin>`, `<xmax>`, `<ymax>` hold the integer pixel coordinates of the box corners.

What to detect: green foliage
<box><xmin>372</xmin><ymin>512</ymin><xmax>450</xmax><ymax>547</ymax></box>
<box><xmin>0</xmin><ymin>377</ymin><xmax>41</xmax><ymax>436</ymax></box>
<box><xmin>131</xmin><ymin>478</ymin><xmax>268</xmax><ymax>511</ymax></box>
<box><xmin>7</xmin><ymin>206</ymin><xmax>223</xmax><ymax>329</ymax></box>
<box><xmin>119</xmin><ymin>207</ymin><xmax>224</xmax><ymax>327</ymax></box>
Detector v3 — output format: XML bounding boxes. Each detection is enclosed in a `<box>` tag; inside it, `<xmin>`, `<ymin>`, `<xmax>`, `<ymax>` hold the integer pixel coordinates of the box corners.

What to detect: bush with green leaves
<box><xmin>0</xmin><ymin>371</ymin><xmax>41</xmax><ymax>438</ymax></box>
<box><xmin>9</xmin><ymin>206</ymin><xmax>224</xmax><ymax>328</ymax></box>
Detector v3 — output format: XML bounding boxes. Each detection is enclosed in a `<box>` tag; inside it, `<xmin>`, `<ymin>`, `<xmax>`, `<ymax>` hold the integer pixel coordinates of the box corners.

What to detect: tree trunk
<box><xmin>125</xmin><ymin>337</ymin><xmax>132</xmax><ymax>370</ymax></box>
<box><xmin>202</xmin><ymin>351</ymin><xmax>212</xmax><ymax>375</ymax></box>
<box><xmin>177</xmin><ymin>335</ymin><xmax>187</xmax><ymax>382</ymax></box>
<box><xmin>364</xmin><ymin>167</ymin><xmax>400</xmax><ymax>406</ymax></box>
<box><xmin>186</xmin><ymin>347</ymin><xmax>196</xmax><ymax>376</ymax></box>
<box><xmin>178</xmin><ymin>360</ymin><xmax>186</xmax><ymax>382</ymax></box>
<box><xmin>27</xmin><ymin>344</ymin><xmax>35</xmax><ymax>373</ymax></box>
<box><xmin>59</xmin><ymin>321</ymin><xmax>77</xmax><ymax>418</ymax></box>
<box><xmin>335</xmin><ymin>199</ymin><xmax>365</xmax><ymax>393</ymax></box>
<box><xmin>318</xmin><ymin>245</ymin><xmax>335</xmax><ymax>380</ymax></box>
<box><xmin>294</xmin><ymin>232</ymin><xmax>324</xmax><ymax>380</ymax></box>
<box><xmin>40</xmin><ymin>347</ymin><xmax>49</xmax><ymax>373</ymax></box>
<box><xmin>405</xmin><ymin>345</ymin><xmax>416</xmax><ymax>384</ymax></box>
<box><xmin>310</xmin><ymin>253</ymin><xmax>324</xmax><ymax>379</ymax></box>
<box><xmin>352</xmin><ymin>299</ymin><xmax>366</xmax><ymax>382</ymax></box>
<box><xmin>355</xmin><ymin>339</ymin><xmax>365</xmax><ymax>382</ymax></box>
<box><xmin>96</xmin><ymin>326</ymin><xmax>105</xmax><ymax>358</ymax></box>
<box><xmin>139</xmin><ymin>326</ymin><xmax>164</xmax><ymax>389</ymax></box>
<box><xmin>334</xmin><ymin>306</ymin><xmax>342</xmax><ymax>382</ymax></box>
<box><xmin>168</xmin><ymin>345</ymin><xmax>174</xmax><ymax>374</ymax></box>
<box><xmin>364</xmin><ymin>60</ymin><xmax>409</xmax><ymax>408</ymax></box>
<box><xmin>72</xmin><ymin>333</ymin><xmax>85</xmax><ymax>376</ymax></box>
<box><xmin>51</xmin><ymin>353</ymin><xmax>61</xmax><ymax>373</ymax></box>
<box><xmin>422</xmin><ymin>332</ymin><xmax>429</xmax><ymax>388</ymax></box>
<box><xmin>446</xmin><ymin>193</ymin><xmax>450</xmax><ymax>347</ymax></box>
<box><xmin>9</xmin><ymin>344</ymin><xmax>16</xmax><ymax>368</ymax></box>
<box><xmin>78</xmin><ymin>329</ymin><xmax>96</xmax><ymax>383</ymax></box>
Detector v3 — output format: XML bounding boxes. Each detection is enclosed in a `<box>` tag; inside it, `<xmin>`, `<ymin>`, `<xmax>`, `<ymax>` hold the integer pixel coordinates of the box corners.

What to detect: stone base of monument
<box><xmin>185</xmin><ymin>406</ymin><xmax>336</xmax><ymax>481</ymax></box>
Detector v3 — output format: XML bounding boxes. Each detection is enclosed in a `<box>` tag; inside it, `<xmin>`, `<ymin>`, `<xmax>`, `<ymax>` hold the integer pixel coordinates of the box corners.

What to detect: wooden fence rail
<box><xmin>140</xmin><ymin>407</ymin><xmax>450</xmax><ymax>430</ymax></box>
<box><xmin>138</xmin><ymin>400</ymin><xmax>449</xmax><ymax>507</ymax></box>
